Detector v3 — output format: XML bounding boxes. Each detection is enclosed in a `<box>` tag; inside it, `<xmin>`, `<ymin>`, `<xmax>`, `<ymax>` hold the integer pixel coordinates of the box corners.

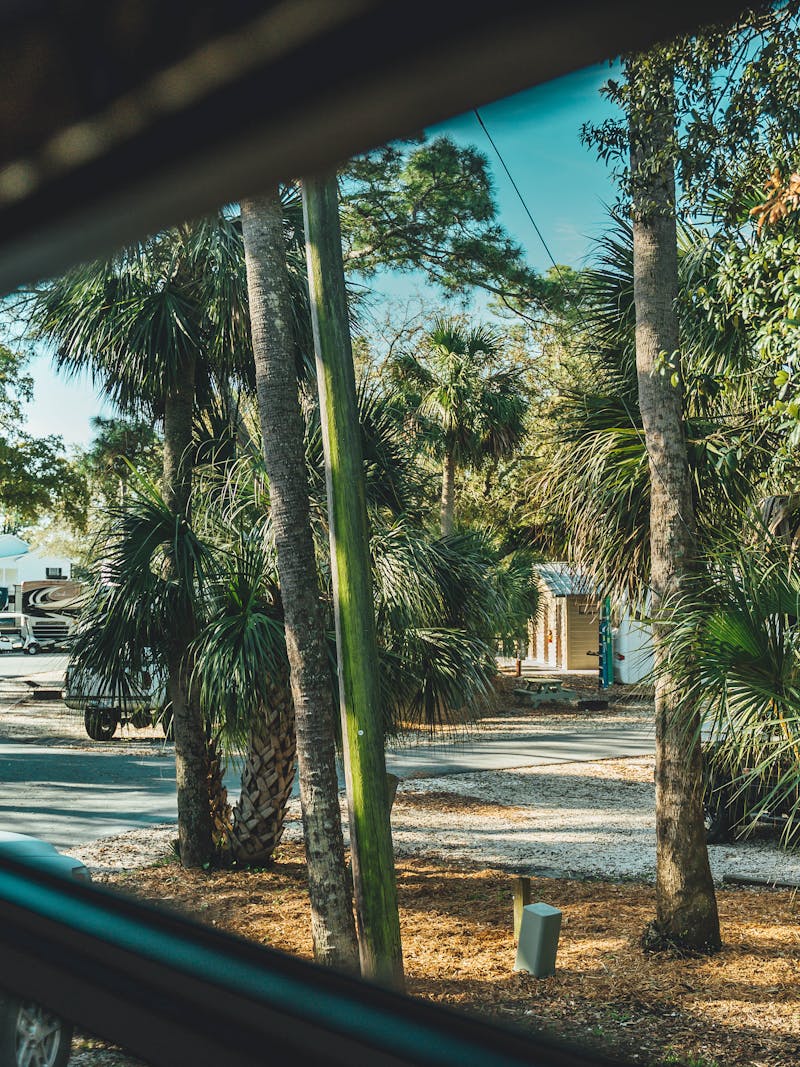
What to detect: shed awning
<box><xmin>535</xmin><ymin>563</ymin><xmax>596</xmax><ymax>597</ymax></box>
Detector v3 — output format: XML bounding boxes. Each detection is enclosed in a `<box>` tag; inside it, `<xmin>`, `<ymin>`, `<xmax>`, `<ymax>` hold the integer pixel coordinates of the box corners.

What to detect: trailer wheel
<box><xmin>84</xmin><ymin>707</ymin><xmax>118</xmax><ymax>741</ymax></box>
<box><xmin>25</xmin><ymin>643</ymin><xmax>40</xmax><ymax>656</ymax></box>
<box><xmin>703</xmin><ymin>795</ymin><xmax>731</xmax><ymax>844</ymax></box>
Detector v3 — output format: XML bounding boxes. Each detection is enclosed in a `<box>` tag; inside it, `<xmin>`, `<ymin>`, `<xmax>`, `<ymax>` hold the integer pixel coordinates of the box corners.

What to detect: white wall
<box><xmin>16</xmin><ymin>552</ymin><xmax>72</xmax><ymax>583</ymax></box>
<box><xmin>613</xmin><ymin>613</ymin><xmax>654</xmax><ymax>684</ymax></box>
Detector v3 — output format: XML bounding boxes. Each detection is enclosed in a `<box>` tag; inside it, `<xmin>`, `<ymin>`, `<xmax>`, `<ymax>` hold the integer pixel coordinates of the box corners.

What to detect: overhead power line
<box><xmin>473</xmin><ymin>108</ymin><xmax>567</xmax><ymax>281</ymax></box>
<box><xmin>472</xmin><ymin>105</ymin><xmax>696</xmax><ymax>543</ymax></box>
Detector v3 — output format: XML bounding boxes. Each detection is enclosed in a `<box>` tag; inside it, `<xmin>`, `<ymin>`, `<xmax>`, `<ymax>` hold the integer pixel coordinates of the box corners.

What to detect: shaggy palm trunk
<box><xmin>240</xmin><ymin>192</ymin><xmax>359</xmax><ymax>972</ymax></box>
<box><xmin>628</xmin><ymin>54</ymin><xmax>720</xmax><ymax>951</ymax></box>
<box><xmin>303</xmin><ymin>174</ymin><xmax>404</xmax><ymax>989</ymax></box>
<box><xmin>226</xmin><ymin>682</ymin><xmax>297</xmax><ymax>866</ymax></box>
<box><xmin>163</xmin><ymin>353</ymin><xmax>213</xmax><ymax>868</ymax></box>
<box><xmin>207</xmin><ymin>734</ymin><xmax>232</xmax><ymax>847</ymax></box>
<box><xmin>439</xmin><ymin>450</ymin><xmax>456</xmax><ymax>535</ymax></box>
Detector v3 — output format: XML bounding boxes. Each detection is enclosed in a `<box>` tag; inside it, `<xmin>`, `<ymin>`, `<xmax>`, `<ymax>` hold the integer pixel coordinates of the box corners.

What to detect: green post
<box><xmin>302</xmin><ymin>173</ymin><xmax>404</xmax><ymax>990</ymax></box>
<box><xmin>599</xmin><ymin>595</ymin><xmax>613</xmax><ymax>689</ymax></box>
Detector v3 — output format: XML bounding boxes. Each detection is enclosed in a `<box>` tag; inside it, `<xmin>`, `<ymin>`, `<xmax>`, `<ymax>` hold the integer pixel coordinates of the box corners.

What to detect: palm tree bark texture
<box><xmin>225</xmin><ymin>679</ymin><xmax>297</xmax><ymax>868</ymax></box>
<box><xmin>440</xmin><ymin>450</ymin><xmax>457</xmax><ymax>536</ymax></box>
<box><xmin>628</xmin><ymin>53</ymin><xmax>720</xmax><ymax>950</ymax></box>
<box><xmin>240</xmin><ymin>191</ymin><xmax>359</xmax><ymax>973</ymax></box>
<box><xmin>162</xmin><ymin>351</ymin><xmax>214</xmax><ymax>868</ymax></box>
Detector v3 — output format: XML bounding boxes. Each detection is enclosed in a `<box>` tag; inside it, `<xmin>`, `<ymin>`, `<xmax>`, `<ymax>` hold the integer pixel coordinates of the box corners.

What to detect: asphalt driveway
<box><xmin>0</xmin><ymin>654</ymin><xmax>654</xmax><ymax>849</ymax></box>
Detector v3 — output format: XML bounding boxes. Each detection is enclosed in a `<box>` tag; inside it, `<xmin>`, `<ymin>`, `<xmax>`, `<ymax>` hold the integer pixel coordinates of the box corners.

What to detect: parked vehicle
<box><xmin>702</xmin><ymin>741</ymin><xmax>800</xmax><ymax>846</ymax></box>
<box><xmin>0</xmin><ymin>581</ymin><xmax>84</xmax><ymax>655</ymax></box>
<box><xmin>62</xmin><ymin>663</ymin><xmax>169</xmax><ymax>740</ymax></box>
<box><xmin>0</xmin><ymin>612</ymin><xmax>60</xmax><ymax>655</ymax></box>
<box><xmin>0</xmin><ymin>832</ymin><xmax>90</xmax><ymax>1067</ymax></box>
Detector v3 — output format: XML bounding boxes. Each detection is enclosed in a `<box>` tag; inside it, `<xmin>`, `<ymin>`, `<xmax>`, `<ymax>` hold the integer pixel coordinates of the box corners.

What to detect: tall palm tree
<box><xmin>534</xmin><ymin>215</ymin><xmax>772</xmax><ymax>602</ymax></box>
<box><xmin>628</xmin><ymin>52</ymin><xmax>719</xmax><ymax>952</ymax></box>
<box><xmin>239</xmin><ymin>188</ymin><xmax>358</xmax><ymax>972</ymax></box>
<box><xmin>390</xmin><ymin>318</ymin><xmax>528</xmax><ymax>535</ymax></box>
<box><xmin>528</xmin><ymin>198</ymin><xmax>770</xmax><ymax>949</ymax></box>
<box><xmin>26</xmin><ymin>215</ymin><xmax>250</xmax><ymax>867</ymax></box>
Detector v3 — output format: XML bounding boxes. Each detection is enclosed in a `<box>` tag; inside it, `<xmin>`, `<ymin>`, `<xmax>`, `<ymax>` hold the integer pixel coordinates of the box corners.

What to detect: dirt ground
<box><xmin>74</xmin><ymin>842</ymin><xmax>800</xmax><ymax>1067</ymax></box>
<box><xmin>6</xmin><ymin>666</ymin><xmax>798</xmax><ymax>1066</ymax></box>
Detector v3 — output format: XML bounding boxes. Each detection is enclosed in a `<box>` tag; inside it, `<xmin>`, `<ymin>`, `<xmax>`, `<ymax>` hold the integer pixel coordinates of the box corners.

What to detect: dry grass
<box><xmin>65</xmin><ymin>677</ymin><xmax>795</xmax><ymax>1065</ymax></box>
<box><xmin>94</xmin><ymin>844</ymin><xmax>800</xmax><ymax>1067</ymax></box>
<box><xmin>394</xmin><ymin>790</ymin><xmax>533</xmax><ymax>821</ymax></box>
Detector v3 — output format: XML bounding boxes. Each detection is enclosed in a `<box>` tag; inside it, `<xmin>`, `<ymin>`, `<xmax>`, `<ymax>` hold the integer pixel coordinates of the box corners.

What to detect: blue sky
<box><xmin>431</xmin><ymin>62</ymin><xmax>620</xmax><ymax>271</ymax></box>
<box><xmin>23</xmin><ymin>60</ymin><xmax>621</xmax><ymax>448</ymax></box>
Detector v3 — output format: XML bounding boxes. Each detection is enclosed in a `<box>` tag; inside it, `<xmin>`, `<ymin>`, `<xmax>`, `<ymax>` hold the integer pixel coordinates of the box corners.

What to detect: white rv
<box><xmin>0</xmin><ymin>580</ymin><xmax>84</xmax><ymax>654</ymax></box>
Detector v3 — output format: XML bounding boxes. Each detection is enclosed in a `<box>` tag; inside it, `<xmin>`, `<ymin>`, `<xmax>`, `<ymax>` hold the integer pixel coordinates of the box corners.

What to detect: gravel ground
<box><xmin>12</xmin><ymin>670</ymin><xmax>794</xmax><ymax>1067</ymax></box>
<box><xmin>73</xmin><ymin>753</ymin><xmax>800</xmax><ymax>886</ymax></box>
<box><xmin>4</xmin><ymin>668</ymin><xmax>795</xmax><ymax>886</ymax></box>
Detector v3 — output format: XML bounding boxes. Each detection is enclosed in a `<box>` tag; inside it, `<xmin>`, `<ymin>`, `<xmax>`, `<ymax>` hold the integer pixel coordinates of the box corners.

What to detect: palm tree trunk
<box><xmin>163</xmin><ymin>354</ymin><xmax>213</xmax><ymax>868</ymax></box>
<box><xmin>207</xmin><ymin>734</ymin><xmax>232</xmax><ymax>847</ymax></box>
<box><xmin>439</xmin><ymin>450</ymin><xmax>456</xmax><ymax>535</ymax></box>
<box><xmin>226</xmin><ymin>682</ymin><xmax>297</xmax><ymax>866</ymax></box>
<box><xmin>240</xmin><ymin>192</ymin><xmax>359</xmax><ymax>972</ymax></box>
<box><xmin>303</xmin><ymin>173</ymin><xmax>404</xmax><ymax>989</ymax></box>
<box><xmin>628</xmin><ymin>54</ymin><xmax>720</xmax><ymax>951</ymax></box>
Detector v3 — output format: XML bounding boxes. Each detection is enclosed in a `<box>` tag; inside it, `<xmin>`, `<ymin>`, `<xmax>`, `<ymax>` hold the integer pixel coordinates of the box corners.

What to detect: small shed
<box><xmin>529</xmin><ymin>564</ymin><xmax>599</xmax><ymax>672</ymax></box>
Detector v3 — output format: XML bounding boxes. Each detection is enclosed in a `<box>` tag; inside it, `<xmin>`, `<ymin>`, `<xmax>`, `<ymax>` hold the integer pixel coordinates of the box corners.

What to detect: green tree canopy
<box><xmin>531</xmin><ymin>215</ymin><xmax>773</xmax><ymax>601</ymax></box>
<box><xmin>700</xmin><ymin>179</ymin><xmax>800</xmax><ymax>463</ymax></box>
<box><xmin>340</xmin><ymin>137</ymin><xmax>549</xmax><ymax>311</ymax></box>
<box><xmin>0</xmin><ymin>342</ymin><xmax>87</xmax><ymax>532</ymax></box>
<box><xmin>583</xmin><ymin>4</ymin><xmax>800</xmax><ymax>214</ymax></box>
<box><xmin>80</xmin><ymin>415</ymin><xmax>162</xmax><ymax>508</ymax></box>
<box><xmin>388</xmin><ymin>316</ymin><xmax>528</xmax><ymax>534</ymax></box>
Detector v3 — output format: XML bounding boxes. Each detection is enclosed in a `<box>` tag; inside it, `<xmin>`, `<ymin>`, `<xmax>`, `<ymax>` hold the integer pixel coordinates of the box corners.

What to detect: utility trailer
<box><xmin>63</xmin><ymin>663</ymin><xmax>169</xmax><ymax>740</ymax></box>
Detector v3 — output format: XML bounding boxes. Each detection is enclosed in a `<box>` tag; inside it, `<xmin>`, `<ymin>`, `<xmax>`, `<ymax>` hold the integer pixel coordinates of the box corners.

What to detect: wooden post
<box><xmin>512</xmin><ymin>876</ymin><xmax>532</xmax><ymax>942</ymax></box>
<box><xmin>302</xmin><ymin>173</ymin><xmax>404</xmax><ymax>990</ymax></box>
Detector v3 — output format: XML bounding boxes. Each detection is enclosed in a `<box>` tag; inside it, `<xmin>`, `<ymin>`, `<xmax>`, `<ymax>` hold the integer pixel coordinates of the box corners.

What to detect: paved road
<box><xmin>384</xmin><ymin>725</ymin><xmax>654</xmax><ymax>778</ymax></box>
<box><xmin>0</xmin><ymin>723</ymin><xmax>654</xmax><ymax>850</ymax></box>
<box><xmin>0</xmin><ymin>647</ymin><xmax>655</xmax><ymax>848</ymax></box>
<box><xmin>0</xmin><ymin>650</ymin><xmax>69</xmax><ymax>680</ymax></box>
<box><xmin>0</xmin><ymin>743</ymin><xmax>193</xmax><ymax>847</ymax></box>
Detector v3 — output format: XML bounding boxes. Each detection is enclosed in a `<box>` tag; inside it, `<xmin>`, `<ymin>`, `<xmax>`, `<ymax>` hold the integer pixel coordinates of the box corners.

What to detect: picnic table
<box><xmin>513</xmin><ymin>677</ymin><xmax>578</xmax><ymax>707</ymax></box>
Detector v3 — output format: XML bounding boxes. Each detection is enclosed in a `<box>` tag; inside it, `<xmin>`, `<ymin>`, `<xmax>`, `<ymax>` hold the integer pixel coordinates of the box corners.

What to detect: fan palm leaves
<box><xmin>70</xmin><ymin>476</ymin><xmax>212</xmax><ymax>693</ymax></box>
<box><xmin>533</xmin><ymin>214</ymin><xmax>774</xmax><ymax>602</ymax></box>
<box><xmin>369</xmin><ymin>523</ymin><xmax>537</xmax><ymax>732</ymax></box>
<box><xmin>26</xmin><ymin>215</ymin><xmax>252</xmax><ymax>414</ymax></box>
<box><xmin>72</xmin><ymin>449</ymin><xmax>537</xmax><ymax>863</ymax></box>
<box><xmin>303</xmin><ymin>378</ymin><xmax>425</xmax><ymax>523</ymax></box>
<box><xmin>389</xmin><ymin>317</ymin><xmax>528</xmax><ymax>535</ymax></box>
<box><xmin>191</xmin><ymin>531</ymin><xmax>286</xmax><ymax>741</ymax></box>
<box><xmin>664</xmin><ymin>532</ymin><xmax>800</xmax><ymax>843</ymax></box>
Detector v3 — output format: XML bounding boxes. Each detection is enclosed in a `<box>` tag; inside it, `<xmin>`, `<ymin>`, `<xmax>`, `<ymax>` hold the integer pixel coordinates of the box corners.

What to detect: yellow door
<box><xmin>566</xmin><ymin>595</ymin><xmax>599</xmax><ymax>670</ymax></box>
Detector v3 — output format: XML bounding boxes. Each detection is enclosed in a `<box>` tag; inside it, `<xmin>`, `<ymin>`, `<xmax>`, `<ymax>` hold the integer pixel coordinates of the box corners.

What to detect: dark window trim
<box><xmin>0</xmin><ymin>1</ymin><xmax>746</xmax><ymax>293</ymax></box>
<box><xmin>0</xmin><ymin>852</ymin><xmax>627</xmax><ymax>1067</ymax></box>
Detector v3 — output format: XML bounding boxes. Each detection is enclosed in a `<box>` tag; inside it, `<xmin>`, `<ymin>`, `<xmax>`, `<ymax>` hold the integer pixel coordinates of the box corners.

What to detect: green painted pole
<box><xmin>302</xmin><ymin>172</ymin><xmax>404</xmax><ymax>990</ymax></box>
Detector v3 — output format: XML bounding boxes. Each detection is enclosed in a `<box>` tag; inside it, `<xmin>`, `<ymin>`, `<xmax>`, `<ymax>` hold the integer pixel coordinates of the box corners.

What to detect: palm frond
<box><xmin>664</xmin><ymin>530</ymin><xmax>800</xmax><ymax>842</ymax></box>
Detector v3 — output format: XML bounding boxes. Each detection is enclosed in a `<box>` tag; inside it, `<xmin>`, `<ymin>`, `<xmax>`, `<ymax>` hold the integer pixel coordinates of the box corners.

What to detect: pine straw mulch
<box><xmin>90</xmin><ymin>844</ymin><xmax>800</xmax><ymax>1067</ymax></box>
